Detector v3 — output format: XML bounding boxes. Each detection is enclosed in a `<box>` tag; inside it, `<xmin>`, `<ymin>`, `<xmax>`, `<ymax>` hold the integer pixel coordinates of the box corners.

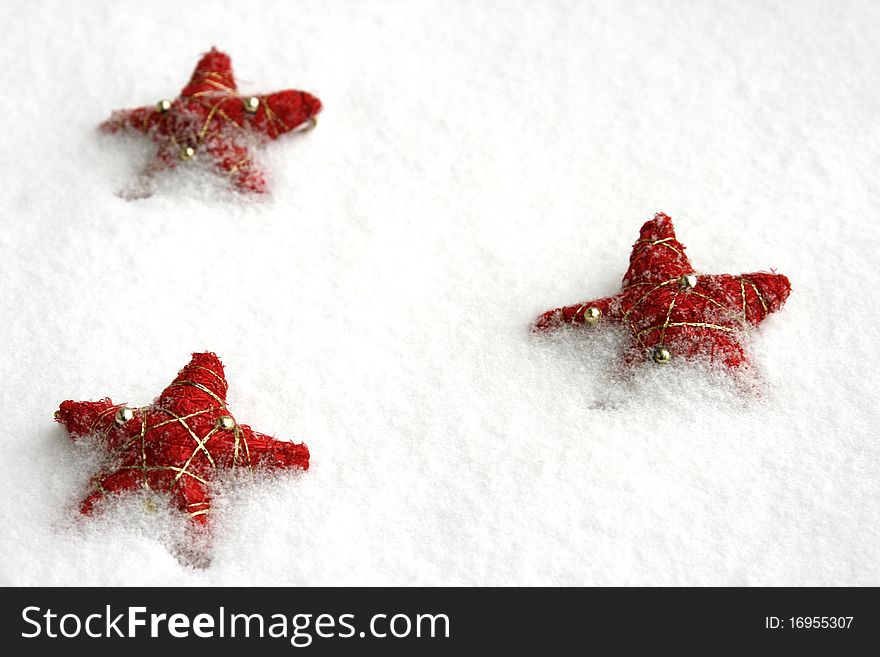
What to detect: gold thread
<box><xmin>232</xmin><ymin>423</ymin><xmax>241</xmax><ymax>467</ymax></box>
<box><xmin>631</xmin><ymin>320</ymin><xmax>648</xmax><ymax>350</ymax></box>
<box><xmin>241</xmin><ymin>427</ymin><xmax>252</xmax><ymax>469</ymax></box>
<box><xmin>654</xmin><ymin>241</ymin><xmax>685</xmax><ymax>259</ymax></box>
<box><xmin>112</xmin><ymin>433</ymin><xmax>142</xmax><ymax>456</ymax></box>
<box><xmin>621</xmin><ymin>278</ymin><xmax>677</xmax><ymax>320</ymax></box>
<box><xmin>193</xmin><ymin>75</ymin><xmax>235</xmax><ymax>94</ymax></box>
<box><xmin>634</xmin><ymin>237</ymin><xmax>673</xmax><ymax>246</ymax></box>
<box><xmin>167</xmin><ymin>380</ymin><xmax>225</xmax><ymax>406</ymax></box>
<box><xmin>197</xmin><ymin>98</ymin><xmax>227</xmax><ymax>142</ymax></box>
<box><xmin>217</xmin><ymin>108</ymin><xmax>242</xmax><ymax>128</ymax></box>
<box><xmin>631</xmin><ymin>237</ymin><xmax>686</xmax><ymax>262</ymax></box>
<box><xmin>120</xmin><ymin>465</ymin><xmax>209</xmax><ymax>486</ymax></box>
<box><xmin>262</xmin><ymin>99</ymin><xmax>289</xmax><ymax>137</ymax></box>
<box><xmin>147</xmin><ymin>407</ymin><xmax>219</xmax><ymax>430</ymax></box>
<box><xmin>746</xmin><ymin>278</ymin><xmax>769</xmax><ymax>316</ymax></box>
<box><xmin>230</xmin><ymin>422</ymin><xmax>253</xmax><ymax>469</ymax></box>
<box><xmin>88</xmin><ymin>405</ymin><xmax>121</xmax><ymax>435</ymax></box>
<box><xmin>657</xmin><ymin>292</ymin><xmax>680</xmax><ymax>344</ymax></box>
<box><xmin>156</xmin><ymin>407</ymin><xmax>217</xmax><ymax>467</ymax></box>
<box><xmin>227</xmin><ymin>156</ymin><xmax>251</xmax><ymax>176</ymax></box>
<box><xmin>687</xmin><ymin>291</ymin><xmax>727</xmax><ymax>310</ymax></box>
<box><xmin>636</xmin><ymin>321</ymin><xmax>735</xmax><ymax>339</ymax></box>
<box><xmin>262</xmin><ymin>100</ymin><xmax>277</xmax><ymax>137</ymax></box>
<box><xmin>167</xmin><ymin>427</ymin><xmax>219</xmax><ymax>491</ymax></box>
<box><xmin>139</xmin><ymin>412</ymin><xmax>150</xmax><ymax>490</ymax></box>
<box><xmin>622</xmin><ymin>281</ymin><xmax>654</xmax><ymax>291</ymax></box>
<box><xmin>189</xmin><ymin>365</ymin><xmax>228</xmax><ymax>389</ymax></box>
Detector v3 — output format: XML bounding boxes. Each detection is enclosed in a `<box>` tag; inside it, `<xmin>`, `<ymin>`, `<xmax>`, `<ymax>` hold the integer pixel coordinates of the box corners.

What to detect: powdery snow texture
<box><xmin>0</xmin><ymin>0</ymin><xmax>878</xmax><ymax>585</ymax></box>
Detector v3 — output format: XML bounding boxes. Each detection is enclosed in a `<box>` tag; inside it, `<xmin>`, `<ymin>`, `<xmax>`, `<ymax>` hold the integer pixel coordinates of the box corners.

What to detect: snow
<box><xmin>1</xmin><ymin>0</ymin><xmax>878</xmax><ymax>585</ymax></box>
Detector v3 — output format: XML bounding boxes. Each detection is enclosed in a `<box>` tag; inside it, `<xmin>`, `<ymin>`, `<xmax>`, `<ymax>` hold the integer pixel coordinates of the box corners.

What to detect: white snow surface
<box><xmin>1</xmin><ymin>0</ymin><xmax>879</xmax><ymax>586</ymax></box>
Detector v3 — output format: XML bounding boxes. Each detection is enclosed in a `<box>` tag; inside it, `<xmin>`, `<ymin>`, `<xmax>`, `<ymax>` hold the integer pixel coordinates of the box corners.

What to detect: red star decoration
<box><xmin>534</xmin><ymin>213</ymin><xmax>791</xmax><ymax>368</ymax></box>
<box><xmin>55</xmin><ymin>352</ymin><xmax>309</xmax><ymax>529</ymax></box>
<box><xmin>101</xmin><ymin>47</ymin><xmax>322</xmax><ymax>194</ymax></box>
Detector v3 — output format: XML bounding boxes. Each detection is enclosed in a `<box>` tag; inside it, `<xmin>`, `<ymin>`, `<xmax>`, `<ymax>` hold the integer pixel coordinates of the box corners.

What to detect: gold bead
<box><xmin>652</xmin><ymin>347</ymin><xmax>672</xmax><ymax>364</ymax></box>
<box><xmin>156</xmin><ymin>99</ymin><xmax>172</xmax><ymax>113</ymax></box>
<box><xmin>582</xmin><ymin>306</ymin><xmax>601</xmax><ymax>325</ymax></box>
<box><xmin>180</xmin><ymin>146</ymin><xmax>196</xmax><ymax>161</ymax></box>
<box><xmin>115</xmin><ymin>407</ymin><xmax>134</xmax><ymax>424</ymax></box>
<box><xmin>678</xmin><ymin>273</ymin><xmax>698</xmax><ymax>290</ymax></box>
<box><xmin>145</xmin><ymin>498</ymin><xmax>158</xmax><ymax>513</ymax></box>
<box><xmin>244</xmin><ymin>96</ymin><xmax>260</xmax><ymax>113</ymax></box>
<box><xmin>217</xmin><ymin>415</ymin><xmax>235</xmax><ymax>431</ymax></box>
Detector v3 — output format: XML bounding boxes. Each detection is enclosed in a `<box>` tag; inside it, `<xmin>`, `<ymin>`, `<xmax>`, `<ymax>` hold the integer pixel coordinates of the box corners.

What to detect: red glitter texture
<box><xmin>55</xmin><ymin>352</ymin><xmax>309</xmax><ymax>527</ymax></box>
<box><xmin>534</xmin><ymin>213</ymin><xmax>791</xmax><ymax>368</ymax></box>
<box><xmin>101</xmin><ymin>47</ymin><xmax>322</xmax><ymax>194</ymax></box>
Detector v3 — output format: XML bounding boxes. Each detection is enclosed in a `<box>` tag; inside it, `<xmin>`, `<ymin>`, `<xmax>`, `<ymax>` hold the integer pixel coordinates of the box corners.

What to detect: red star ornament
<box><xmin>55</xmin><ymin>352</ymin><xmax>309</xmax><ymax>528</ymax></box>
<box><xmin>101</xmin><ymin>47</ymin><xmax>322</xmax><ymax>194</ymax></box>
<box><xmin>534</xmin><ymin>213</ymin><xmax>791</xmax><ymax>368</ymax></box>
